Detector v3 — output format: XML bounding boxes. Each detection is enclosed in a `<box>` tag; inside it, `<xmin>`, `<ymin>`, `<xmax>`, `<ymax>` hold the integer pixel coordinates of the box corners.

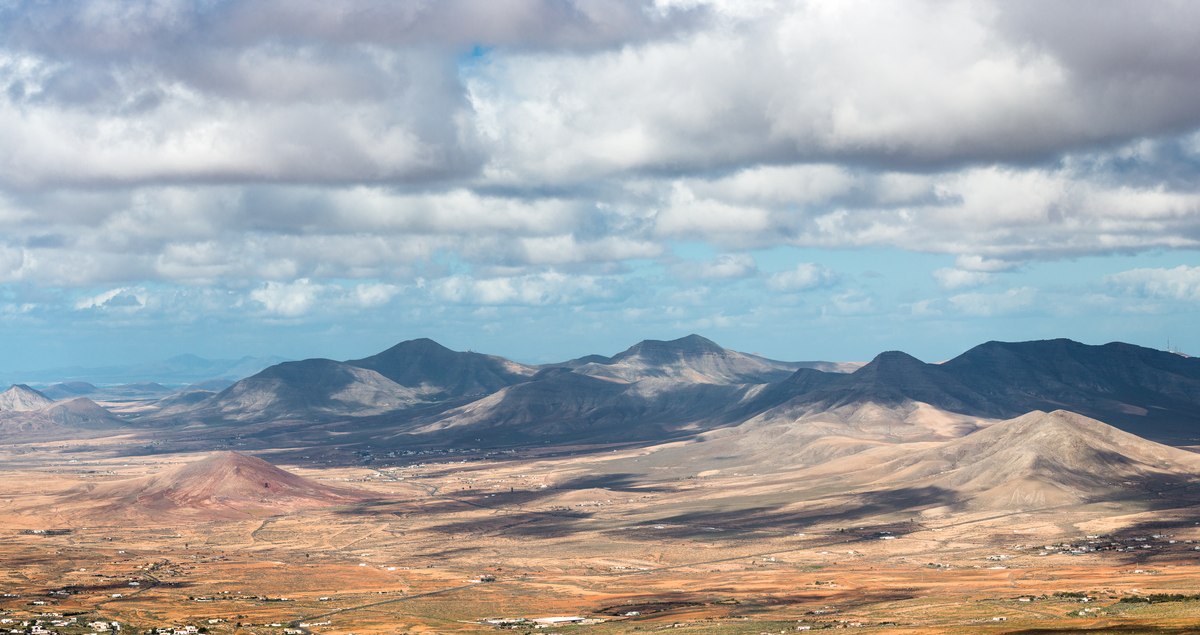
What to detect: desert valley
<box><xmin>3</xmin><ymin>336</ymin><xmax>1200</xmax><ymax>634</ymax></box>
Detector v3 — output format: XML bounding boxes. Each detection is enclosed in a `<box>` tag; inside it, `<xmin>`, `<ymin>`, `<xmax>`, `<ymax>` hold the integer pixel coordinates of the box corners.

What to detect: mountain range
<box><xmin>9</xmin><ymin>334</ymin><xmax>1200</xmax><ymax>525</ymax></box>
<box><xmin>114</xmin><ymin>335</ymin><xmax>1199</xmax><ymax>454</ymax></box>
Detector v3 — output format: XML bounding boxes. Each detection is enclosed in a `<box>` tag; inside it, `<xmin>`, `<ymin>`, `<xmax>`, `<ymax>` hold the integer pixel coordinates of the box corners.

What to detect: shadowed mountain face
<box><xmin>137</xmin><ymin>336</ymin><xmax>1200</xmax><ymax>449</ymax></box>
<box><xmin>795</xmin><ymin>351</ymin><xmax>999</xmax><ymax>414</ymax></box>
<box><xmin>944</xmin><ymin>339</ymin><xmax>1200</xmax><ymax>429</ymax></box>
<box><xmin>203</xmin><ymin>359</ymin><xmax>432</xmax><ymax>420</ymax></box>
<box><xmin>754</xmin><ymin>340</ymin><xmax>1200</xmax><ymax>442</ymax></box>
<box><xmin>411</xmin><ymin>367</ymin><xmax>755</xmax><ymax>446</ymax></box>
<box><xmin>573</xmin><ymin>334</ymin><xmax>807</xmax><ymax>384</ymax></box>
<box><xmin>179</xmin><ymin>339</ymin><xmax>536</xmax><ymax>422</ymax></box>
<box><xmin>348</xmin><ymin>338</ymin><xmax>535</xmax><ymax>398</ymax></box>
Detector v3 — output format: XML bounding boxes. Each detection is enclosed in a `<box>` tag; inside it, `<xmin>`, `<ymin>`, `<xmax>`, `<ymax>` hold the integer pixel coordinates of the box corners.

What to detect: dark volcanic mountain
<box><xmin>179</xmin><ymin>339</ymin><xmax>536</xmax><ymax>422</ymax></box>
<box><xmin>571</xmin><ymin>334</ymin><xmax>811</xmax><ymax>384</ymax></box>
<box><xmin>348</xmin><ymin>338</ymin><xmax>535</xmax><ymax>398</ymax></box>
<box><xmin>749</xmin><ymin>339</ymin><xmax>1200</xmax><ymax>442</ymax></box>
<box><xmin>410</xmin><ymin>367</ymin><xmax>754</xmax><ymax>445</ymax></box>
<box><xmin>135</xmin><ymin>336</ymin><xmax>1200</xmax><ymax>450</ymax></box>
<box><xmin>784</xmin><ymin>350</ymin><xmax>1004</xmax><ymax>415</ymax></box>
<box><xmin>944</xmin><ymin>339</ymin><xmax>1200</xmax><ymax>430</ymax></box>
<box><xmin>201</xmin><ymin>359</ymin><xmax>431</xmax><ymax>420</ymax></box>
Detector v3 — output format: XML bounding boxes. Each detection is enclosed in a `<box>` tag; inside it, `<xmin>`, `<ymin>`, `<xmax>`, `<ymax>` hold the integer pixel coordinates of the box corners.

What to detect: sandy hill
<box><xmin>0</xmin><ymin>384</ymin><xmax>54</xmax><ymax>412</ymax></box>
<box><xmin>852</xmin><ymin>410</ymin><xmax>1200</xmax><ymax>511</ymax></box>
<box><xmin>74</xmin><ymin>452</ymin><xmax>365</xmax><ymax>519</ymax></box>
<box><xmin>573</xmin><ymin>334</ymin><xmax>803</xmax><ymax>384</ymax></box>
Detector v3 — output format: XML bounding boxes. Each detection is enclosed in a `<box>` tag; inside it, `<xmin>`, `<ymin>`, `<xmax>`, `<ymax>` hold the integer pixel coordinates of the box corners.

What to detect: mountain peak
<box><xmin>378</xmin><ymin>337</ymin><xmax>453</xmax><ymax>355</ymax></box>
<box><xmin>867</xmin><ymin>350</ymin><xmax>926</xmax><ymax>365</ymax></box>
<box><xmin>347</xmin><ymin>338</ymin><xmax>533</xmax><ymax>396</ymax></box>
<box><xmin>854</xmin><ymin>350</ymin><xmax>930</xmax><ymax>378</ymax></box>
<box><xmin>0</xmin><ymin>384</ymin><xmax>54</xmax><ymax>412</ymax></box>
<box><xmin>614</xmin><ymin>334</ymin><xmax>726</xmax><ymax>362</ymax></box>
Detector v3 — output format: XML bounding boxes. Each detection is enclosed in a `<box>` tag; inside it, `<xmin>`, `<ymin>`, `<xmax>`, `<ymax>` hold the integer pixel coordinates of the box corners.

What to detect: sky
<box><xmin>1</xmin><ymin>0</ymin><xmax>1200</xmax><ymax>370</ymax></box>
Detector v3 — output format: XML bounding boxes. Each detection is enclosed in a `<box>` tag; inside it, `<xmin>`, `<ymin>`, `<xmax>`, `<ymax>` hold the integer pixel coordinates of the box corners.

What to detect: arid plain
<box><xmin>6</xmin><ymin>433</ymin><xmax>1200</xmax><ymax>633</ymax></box>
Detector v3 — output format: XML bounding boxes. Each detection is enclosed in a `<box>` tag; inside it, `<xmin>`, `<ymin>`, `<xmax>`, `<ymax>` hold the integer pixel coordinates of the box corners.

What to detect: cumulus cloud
<box><xmin>933</xmin><ymin>268</ymin><xmax>992</xmax><ymax>290</ymax></box>
<box><xmin>250</xmin><ymin>279</ymin><xmax>326</xmax><ymax>317</ymax></box>
<box><xmin>351</xmin><ymin>283</ymin><xmax>401</xmax><ymax>308</ymax></box>
<box><xmin>948</xmin><ymin>287</ymin><xmax>1038</xmax><ymax>317</ymax></box>
<box><xmin>1106</xmin><ymin>266</ymin><xmax>1200</xmax><ymax>302</ymax></box>
<box><xmin>2</xmin><ymin>1</ymin><xmax>1200</xmax><ymax>357</ymax></box>
<box><xmin>432</xmin><ymin>271</ymin><xmax>620</xmax><ymax>306</ymax></box>
<box><xmin>767</xmin><ymin>263</ymin><xmax>837</xmax><ymax>291</ymax></box>
<box><xmin>74</xmin><ymin>286</ymin><xmax>145</xmax><ymax>310</ymax></box>
<box><xmin>681</xmin><ymin>253</ymin><xmax>758</xmax><ymax>280</ymax></box>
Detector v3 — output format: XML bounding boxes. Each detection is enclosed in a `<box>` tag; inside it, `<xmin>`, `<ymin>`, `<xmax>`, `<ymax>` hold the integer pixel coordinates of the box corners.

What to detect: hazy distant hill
<box><xmin>0</xmin><ymin>354</ymin><xmax>289</xmax><ymax>386</ymax></box>
<box><xmin>0</xmin><ymin>391</ymin><xmax>123</xmax><ymax>439</ymax></box>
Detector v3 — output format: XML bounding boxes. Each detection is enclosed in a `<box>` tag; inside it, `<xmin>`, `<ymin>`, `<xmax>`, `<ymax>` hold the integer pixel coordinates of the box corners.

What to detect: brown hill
<box><xmin>75</xmin><ymin>452</ymin><xmax>366</xmax><ymax>519</ymax></box>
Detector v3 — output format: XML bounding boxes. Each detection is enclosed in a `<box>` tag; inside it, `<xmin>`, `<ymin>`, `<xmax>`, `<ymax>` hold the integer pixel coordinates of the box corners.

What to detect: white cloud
<box><xmin>432</xmin><ymin>272</ymin><xmax>618</xmax><ymax>306</ymax></box>
<box><xmin>74</xmin><ymin>287</ymin><xmax>145</xmax><ymax>310</ymax></box>
<box><xmin>823</xmin><ymin>290</ymin><xmax>875</xmax><ymax>316</ymax></box>
<box><xmin>1106</xmin><ymin>266</ymin><xmax>1200</xmax><ymax>302</ymax></box>
<box><xmin>767</xmin><ymin>263</ymin><xmax>837</xmax><ymax>291</ymax></box>
<box><xmin>954</xmin><ymin>255</ymin><xmax>1018</xmax><ymax>272</ymax></box>
<box><xmin>685</xmin><ymin>253</ymin><xmax>757</xmax><ymax>280</ymax></box>
<box><xmin>250</xmin><ymin>279</ymin><xmax>325</xmax><ymax>317</ymax></box>
<box><xmin>933</xmin><ymin>268</ymin><xmax>992</xmax><ymax>290</ymax></box>
<box><xmin>351</xmin><ymin>283</ymin><xmax>401</xmax><ymax>308</ymax></box>
<box><xmin>948</xmin><ymin>287</ymin><xmax>1037</xmax><ymax>317</ymax></box>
